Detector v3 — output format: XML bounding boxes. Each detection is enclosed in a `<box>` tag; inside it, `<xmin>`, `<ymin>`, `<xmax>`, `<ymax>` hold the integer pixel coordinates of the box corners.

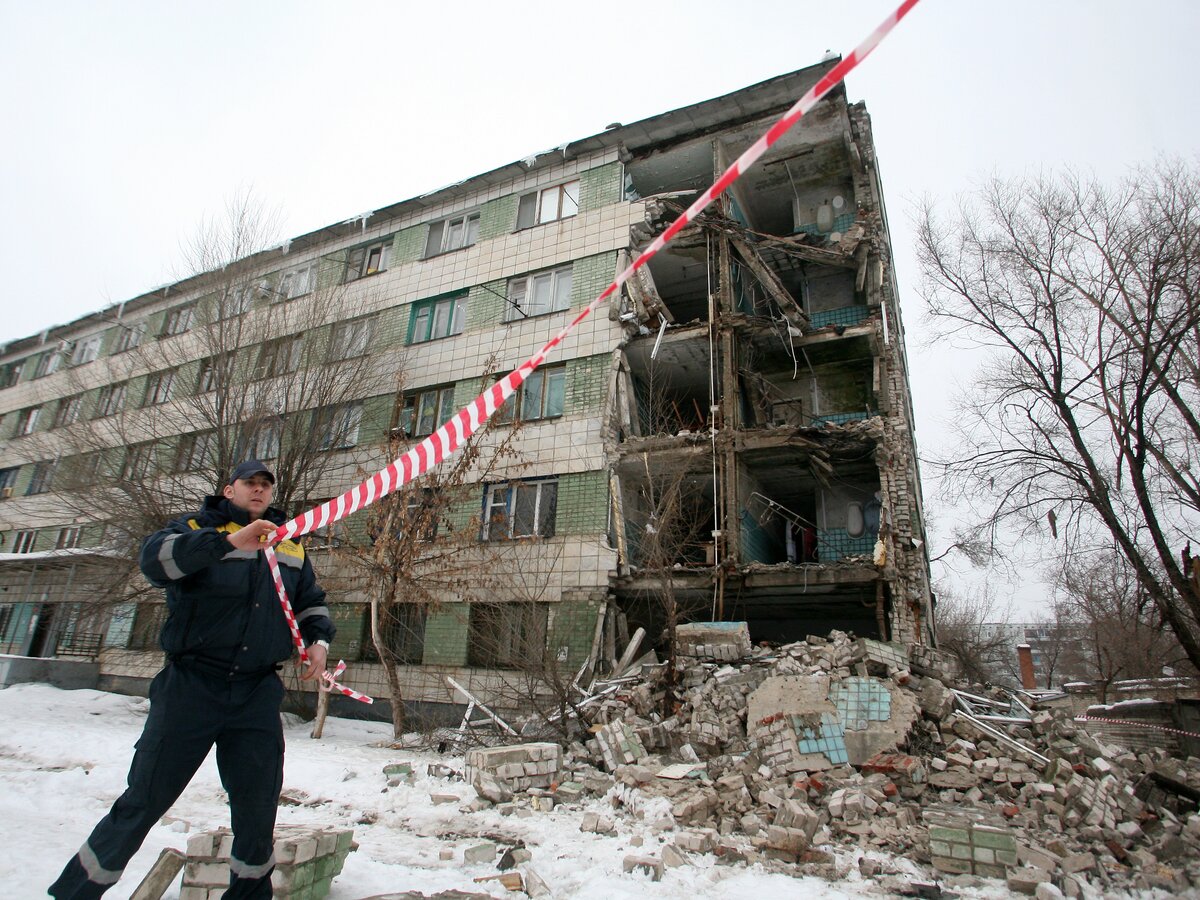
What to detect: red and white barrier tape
<box><xmin>321</xmin><ymin>659</ymin><xmax>374</xmax><ymax>704</ymax></box>
<box><xmin>1076</xmin><ymin>715</ymin><xmax>1200</xmax><ymax>740</ymax></box>
<box><xmin>264</xmin><ymin>0</ymin><xmax>921</xmax><ymax>704</ymax></box>
<box><xmin>263</xmin><ymin>543</ymin><xmax>375</xmax><ymax>703</ymax></box>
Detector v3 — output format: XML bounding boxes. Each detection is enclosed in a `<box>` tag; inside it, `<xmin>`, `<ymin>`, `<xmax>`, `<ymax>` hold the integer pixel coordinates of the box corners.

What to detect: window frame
<box><xmin>278</xmin><ymin>262</ymin><xmax>317</xmax><ymax>300</ymax></box>
<box><xmin>495</xmin><ymin>364</ymin><xmax>566</xmax><ymax>426</ymax></box>
<box><xmin>0</xmin><ymin>467</ymin><xmax>18</xmax><ymax>495</ymax></box>
<box><xmin>467</xmin><ymin>602</ymin><xmax>547</xmax><ymax>668</ymax></box>
<box><xmin>407</xmin><ymin>293</ymin><xmax>467</xmax><ymax>344</ymax></box>
<box><xmin>33</xmin><ymin>349</ymin><xmax>62</xmax><ymax>379</ymax></box>
<box><xmin>516</xmin><ymin>179</ymin><xmax>580</xmax><ymax>230</ymax></box>
<box><xmin>16</xmin><ymin>406</ymin><xmax>41</xmax><ymax>436</ymax></box>
<box><xmin>424</xmin><ymin>211</ymin><xmax>481</xmax><ymax>258</ymax></box>
<box><xmin>160</xmin><ymin>305</ymin><xmax>194</xmax><ymax>337</ymax></box>
<box><xmin>361</xmin><ymin>602</ymin><xmax>427</xmax><ymax>665</ymax></box>
<box><xmin>328</xmin><ymin>316</ymin><xmax>376</xmax><ymax>361</ymax></box>
<box><xmin>112</xmin><ymin>324</ymin><xmax>145</xmax><ymax>354</ymax></box>
<box><xmin>504</xmin><ymin>265</ymin><xmax>572</xmax><ymax>322</ymax></box>
<box><xmin>12</xmin><ymin>530</ymin><xmax>36</xmax><ymax>553</ymax></box>
<box><xmin>176</xmin><ymin>431</ymin><xmax>216</xmax><ymax>473</ymax></box>
<box><xmin>482</xmin><ymin>478</ymin><xmax>558</xmax><ymax>541</ymax></box>
<box><xmin>94</xmin><ymin>382</ymin><xmax>127</xmax><ymax>418</ymax></box>
<box><xmin>142</xmin><ymin>371</ymin><xmax>176</xmax><ymax>407</ymax></box>
<box><xmin>52</xmin><ymin>395</ymin><xmax>83</xmax><ymax>428</ymax></box>
<box><xmin>253</xmin><ymin>335</ymin><xmax>303</xmax><ymax>379</ymax></box>
<box><xmin>397</xmin><ymin>385</ymin><xmax>456</xmax><ymax>438</ymax></box>
<box><xmin>55</xmin><ymin>526</ymin><xmax>81</xmax><ymax>550</ymax></box>
<box><xmin>0</xmin><ymin>359</ymin><xmax>25</xmax><ymax>388</ymax></box>
<box><xmin>70</xmin><ymin>336</ymin><xmax>103</xmax><ymax>366</ymax></box>
<box><xmin>27</xmin><ymin>460</ymin><xmax>57</xmax><ymax>495</ymax></box>
<box><xmin>314</xmin><ymin>403</ymin><xmax>363</xmax><ymax>451</ymax></box>
<box><xmin>122</xmin><ymin>443</ymin><xmax>154</xmax><ymax>481</ymax></box>
<box><xmin>344</xmin><ymin>240</ymin><xmax>392</xmax><ymax>283</ymax></box>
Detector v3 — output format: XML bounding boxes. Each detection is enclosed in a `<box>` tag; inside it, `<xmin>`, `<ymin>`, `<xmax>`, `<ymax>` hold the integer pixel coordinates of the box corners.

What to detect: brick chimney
<box><xmin>1016</xmin><ymin>644</ymin><xmax>1037</xmax><ymax>690</ymax></box>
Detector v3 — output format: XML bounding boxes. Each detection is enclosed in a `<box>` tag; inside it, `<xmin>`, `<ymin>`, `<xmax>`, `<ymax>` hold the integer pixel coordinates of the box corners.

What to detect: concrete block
<box><xmin>622</xmin><ymin>855</ymin><xmax>664</xmax><ymax>881</ymax></box>
<box><xmin>463</xmin><ymin>842</ymin><xmax>497</xmax><ymax>865</ymax></box>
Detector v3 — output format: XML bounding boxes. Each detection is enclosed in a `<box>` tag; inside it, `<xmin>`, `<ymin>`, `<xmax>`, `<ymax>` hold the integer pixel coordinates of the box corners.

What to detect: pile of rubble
<box><xmin>457</xmin><ymin>627</ymin><xmax>1200</xmax><ymax>896</ymax></box>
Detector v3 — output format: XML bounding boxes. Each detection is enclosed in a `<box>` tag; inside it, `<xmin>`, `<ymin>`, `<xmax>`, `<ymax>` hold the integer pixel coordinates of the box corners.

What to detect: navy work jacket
<box><xmin>139</xmin><ymin>496</ymin><xmax>335</xmax><ymax>675</ymax></box>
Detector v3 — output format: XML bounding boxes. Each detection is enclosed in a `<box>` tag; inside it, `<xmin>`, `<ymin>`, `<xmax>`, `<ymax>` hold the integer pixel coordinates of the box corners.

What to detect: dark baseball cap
<box><xmin>228</xmin><ymin>460</ymin><xmax>276</xmax><ymax>485</ymax></box>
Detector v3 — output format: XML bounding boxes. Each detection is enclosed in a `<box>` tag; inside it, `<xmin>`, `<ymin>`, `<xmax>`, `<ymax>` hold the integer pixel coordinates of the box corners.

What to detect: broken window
<box><xmin>425</xmin><ymin>212</ymin><xmax>480</xmax><ymax>257</ymax></box>
<box><xmin>505</xmin><ymin>265</ymin><xmax>572</xmax><ymax>321</ymax></box>
<box><xmin>516</xmin><ymin>179</ymin><xmax>579</xmax><ymax>229</ymax></box>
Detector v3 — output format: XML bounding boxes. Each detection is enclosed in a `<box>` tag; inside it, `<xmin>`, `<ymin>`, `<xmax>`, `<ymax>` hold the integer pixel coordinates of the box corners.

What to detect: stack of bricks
<box><xmin>464</xmin><ymin>742</ymin><xmax>562</xmax><ymax>791</ymax></box>
<box><xmin>925</xmin><ymin>811</ymin><xmax>1017</xmax><ymax>879</ymax></box>
<box><xmin>181</xmin><ymin>825</ymin><xmax>353</xmax><ymax>900</ymax></box>
<box><xmin>593</xmin><ymin>720</ymin><xmax>647</xmax><ymax>770</ymax></box>
<box><xmin>675</xmin><ymin>622</ymin><xmax>752</xmax><ymax>662</ymax></box>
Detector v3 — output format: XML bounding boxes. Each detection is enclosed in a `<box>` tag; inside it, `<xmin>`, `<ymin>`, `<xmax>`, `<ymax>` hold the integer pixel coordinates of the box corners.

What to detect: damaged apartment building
<box><xmin>0</xmin><ymin>61</ymin><xmax>933</xmax><ymax>716</ymax></box>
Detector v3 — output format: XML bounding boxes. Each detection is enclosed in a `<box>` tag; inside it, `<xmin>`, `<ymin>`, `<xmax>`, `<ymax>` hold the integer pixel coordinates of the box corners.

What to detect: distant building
<box><xmin>0</xmin><ymin>62</ymin><xmax>933</xmax><ymax>715</ymax></box>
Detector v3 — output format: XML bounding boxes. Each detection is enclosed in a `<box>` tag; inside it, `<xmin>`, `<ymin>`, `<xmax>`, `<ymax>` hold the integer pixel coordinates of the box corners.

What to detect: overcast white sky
<box><xmin>2</xmin><ymin>1</ymin><xmax>1198</xmax><ymax>615</ymax></box>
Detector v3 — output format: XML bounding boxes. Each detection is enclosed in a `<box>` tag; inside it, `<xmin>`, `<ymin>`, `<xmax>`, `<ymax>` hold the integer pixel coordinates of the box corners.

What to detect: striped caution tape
<box><xmin>1076</xmin><ymin>714</ymin><xmax>1200</xmax><ymax>740</ymax></box>
<box><xmin>265</xmin><ymin>0</ymin><xmax>923</xmax><ymax>704</ymax></box>
<box><xmin>321</xmin><ymin>659</ymin><xmax>374</xmax><ymax>705</ymax></box>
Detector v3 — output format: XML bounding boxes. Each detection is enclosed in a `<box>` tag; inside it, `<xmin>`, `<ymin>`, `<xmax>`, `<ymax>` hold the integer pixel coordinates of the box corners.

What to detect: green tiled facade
<box><xmin>579</xmin><ymin>161</ymin><xmax>623</xmax><ymax>213</ymax></box>
<box><xmin>421</xmin><ymin>602</ymin><xmax>469</xmax><ymax>666</ymax></box>
<box><xmin>555</xmin><ymin>470</ymin><xmax>608</xmax><ymax>535</ymax></box>
<box><xmin>566</xmin><ymin>354</ymin><xmax>609</xmax><ymax>416</ymax></box>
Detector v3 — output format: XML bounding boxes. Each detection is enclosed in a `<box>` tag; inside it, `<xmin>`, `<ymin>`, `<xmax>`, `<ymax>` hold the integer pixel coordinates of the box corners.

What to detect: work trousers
<box><xmin>49</xmin><ymin>662</ymin><xmax>285</xmax><ymax>899</ymax></box>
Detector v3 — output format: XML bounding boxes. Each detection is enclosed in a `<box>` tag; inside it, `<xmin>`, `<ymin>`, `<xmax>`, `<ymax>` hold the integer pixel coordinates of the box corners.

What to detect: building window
<box><xmin>196</xmin><ymin>354</ymin><xmax>230</xmax><ymax>393</ymax></box>
<box><xmin>328</xmin><ymin>316</ymin><xmax>376</xmax><ymax>360</ymax></box>
<box><xmin>27</xmin><ymin>460</ymin><xmax>57</xmax><ymax>495</ymax></box>
<box><xmin>407</xmin><ymin>293</ymin><xmax>466</xmax><ymax>344</ymax></box>
<box><xmin>160</xmin><ymin>305</ymin><xmax>194</xmax><ymax>337</ymax></box>
<box><xmin>253</xmin><ymin>336</ymin><xmax>302</xmax><ymax>379</ymax></box>
<box><xmin>177</xmin><ymin>431</ymin><xmax>216</xmax><ymax>472</ymax></box>
<box><xmin>483</xmin><ymin>479</ymin><xmax>558</xmax><ymax>541</ymax></box>
<box><xmin>0</xmin><ymin>359</ymin><xmax>24</xmax><ymax>388</ymax></box>
<box><xmin>278</xmin><ymin>262</ymin><xmax>317</xmax><ymax>300</ymax></box>
<box><xmin>467</xmin><ymin>602</ymin><xmax>547</xmax><ymax>668</ymax></box>
<box><xmin>53</xmin><ymin>395</ymin><xmax>83</xmax><ymax>428</ymax></box>
<box><xmin>496</xmin><ymin>365</ymin><xmax>565</xmax><ymax>425</ymax></box>
<box><xmin>95</xmin><ymin>383</ymin><xmax>127</xmax><ymax>418</ymax></box>
<box><xmin>11</xmin><ymin>530</ymin><xmax>36</xmax><ymax>554</ymax></box>
<box><xmin>424</xmin><ymin>212</ymin><xmax>480</xmax><ymax>257</ymax></box>
<box><xmin>143</xmin><ymin>371</ymin><xmax>176</xmax><ymax>406</ymax></box>
<box><xmin>345</xmin><ymin>241</ymin><xmax>391</xmax><ymax>283</ymax></box>
<box><xmin>504</xmin><ymin>266</ymin><xmax>572</xmax><ymax>321</ymax></box>
<box><xmin>69</xmin><ymin>453</ymin><xmax>103</xmax><ymax>486</ymax></box>
<box><xmin>314</xmin><ymin>403</ymin><xmax>362</xmax><ymax>450</ymax></box>
<box><xmin>243</xmin><ymin>420</ymin><xmax>283</xmax><ymax>461</ymax></box>
<box><xmin>211</xmin><ymin>287</ymin><xmax>253</xmax><ymax>320</ymax></box>
<box><xmin>71</xmin><ymin>336</ymin><xmax>103</xmax><ymax>366</ymax></box>
<box><xmin>361</xmin><ymin>603</ymin><xmax>427</xmax><ymax>665</ymax></box>
<box><xmin>16</xmin><ymin>406</ymin><xmax>40</xmax><ymax>436</ymax></box>
<box><xmin>403</xmin><ymin>489</ymin><xmax>441</xmax><ymax>542</ymax></box>
<box><xmin>397</xmin><ymin>386</ymin><xmax>455</xmax><ymax>438</ymax></box>
<box><xmin>0</xmin><ymin>467</ymin><xmax>18</xmax><ymax>499</ymax></box>
<box><xmin>55</xmin><ymin>526</ymin><xmax>81</xmax><ymax>550</ymax></box>
<box><xmin>123</xmin><ymin>444</ymin><xmax>154</xmax><ymax>481</ymax></box>
<box><xmin>112</xmin><ymin>324</ymin><xmax>145</xmax><ymax>354</ymax></box>
<box><xmin>516</xmin><ymin>179</ymin><xmax>579</xmax><ymax>230</ymax></box>
<box><xmin>33</xmin><ymin>349</ymin><xmax>62</xmax><ymax>378</ymax></box>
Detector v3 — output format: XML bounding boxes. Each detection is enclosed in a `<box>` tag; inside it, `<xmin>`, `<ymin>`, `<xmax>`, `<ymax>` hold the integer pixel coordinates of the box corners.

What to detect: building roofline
<box><xmin>2</xmin><ymin>60</ymin><xmax>842</xmax><ymax>357</ymax></box>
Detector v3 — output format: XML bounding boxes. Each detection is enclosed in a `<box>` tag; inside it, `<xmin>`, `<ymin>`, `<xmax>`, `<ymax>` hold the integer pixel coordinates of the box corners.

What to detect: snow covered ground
<box><xmin>1</xmin><ymin>682</ymin><xmax>1019</xmax><ymax>899</ymax></box>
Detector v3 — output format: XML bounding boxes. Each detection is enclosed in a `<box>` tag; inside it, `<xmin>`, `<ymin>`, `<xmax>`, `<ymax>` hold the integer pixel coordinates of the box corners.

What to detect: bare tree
<box><xmin>931</xmin><ymin>584</ymin><xmax>1015</xmax><ymax>686</ymax></box>
<box><xmin>31</xmin><ymin>193</ymin><xmax>390</xmax><ymax>623</ymax></box>
<box><xmin>1053</xmin><ymin>552</ymin><xmax>1194</xmax><ymax>701</ymax></box>
<box><xmin>917</xmin><ymin>159</ymin><xmax>1200</xmax><ymax>671</ymax></box>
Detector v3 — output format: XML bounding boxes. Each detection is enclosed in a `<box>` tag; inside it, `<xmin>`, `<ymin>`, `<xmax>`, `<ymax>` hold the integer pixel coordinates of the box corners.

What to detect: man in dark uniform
<box><xmin>50</xmin><ymin>461</ymin><xmax>334</xmax><ymax>899</ymax></box>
